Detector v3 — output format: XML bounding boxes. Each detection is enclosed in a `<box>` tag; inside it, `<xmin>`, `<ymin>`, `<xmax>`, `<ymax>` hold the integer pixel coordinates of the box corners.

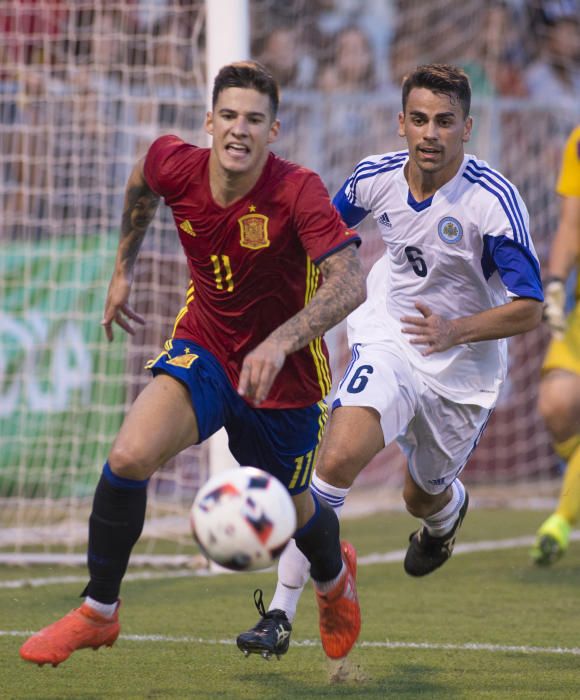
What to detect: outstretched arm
<box><xmin>238</xmin><ymin>244</ymin><xmax>366</xmax><ymax>404</ymax></box>
<box><xmin>401</xmin><ymin>297</ymin><xmax>543</xmax><ymax>356</ymax></box>
<box><xmin>101</xmin><ymin>157</ymin><xmax>161</xmax><ymax>342</ymax></box>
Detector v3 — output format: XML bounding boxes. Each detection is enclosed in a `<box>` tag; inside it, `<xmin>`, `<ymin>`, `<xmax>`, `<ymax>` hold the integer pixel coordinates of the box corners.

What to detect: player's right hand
<box><xmin>543</xmin><ymin>278</ymin><xmax>566</xmax><ymax>341</ymax></box>
<box><xmin>238</xmin><ymin>338</ymin><xmax>287</xmax><ymax>406</ymax></box>
<box><xmin>101</xmin><ymin>274</ymin><xmax>145</xmax><ymax>342</ymax></box>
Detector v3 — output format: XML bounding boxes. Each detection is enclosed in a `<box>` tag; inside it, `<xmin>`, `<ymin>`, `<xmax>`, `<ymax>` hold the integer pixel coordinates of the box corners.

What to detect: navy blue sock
<box><xmin>294</xmin><ymin>495</ymin><xmax>342</xmax><ymax>582</ymax></box>
<box><xmin>83</xmin><ymin>462</ymin><xmax>148</xmax><ymax>604</ymax></box>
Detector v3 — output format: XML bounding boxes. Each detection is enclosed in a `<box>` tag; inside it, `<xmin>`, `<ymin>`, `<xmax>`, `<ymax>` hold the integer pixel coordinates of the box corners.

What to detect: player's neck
<box><xmin>208</xmin><ymin>153</ymin><xmax>268</xmax><ymax>208</ymax></box>
<box><xmin>405</xmin><ymin>154</ymin><xmax>464</xmax><ymax>201</ymax></box>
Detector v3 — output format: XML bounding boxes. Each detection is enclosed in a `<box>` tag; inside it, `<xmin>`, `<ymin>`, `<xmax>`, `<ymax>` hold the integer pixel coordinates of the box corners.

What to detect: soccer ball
<box><xmin>190</xmin><ymin>467</ymin><xmax>297</xmax><ymax>572</ymax></box>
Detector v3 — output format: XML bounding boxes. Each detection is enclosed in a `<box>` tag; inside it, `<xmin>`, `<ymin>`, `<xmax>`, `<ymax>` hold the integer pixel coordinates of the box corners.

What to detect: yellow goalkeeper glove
<box><xmin>543</xmin><ymin>277</ymin><xmax>566</xmax><ymax>340</ymax></box>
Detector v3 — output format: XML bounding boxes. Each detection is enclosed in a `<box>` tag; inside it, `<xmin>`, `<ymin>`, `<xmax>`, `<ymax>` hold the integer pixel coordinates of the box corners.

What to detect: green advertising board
<box><xmin>0</xmin><ymin>234</ymin><xmax>127</xmax><ymax>498</ymax></box>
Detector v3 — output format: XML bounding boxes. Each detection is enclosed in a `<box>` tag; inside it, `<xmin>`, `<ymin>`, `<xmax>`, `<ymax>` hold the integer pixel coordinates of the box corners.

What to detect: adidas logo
<box><xmin>179</xmin><ymin>220</ymin><xmax>196</xmax><ymax>237</ymax></box>
<box><xmin>378</xmin><ymin>211</ymin><xmax>392</xmax><ymax>228</ymax></box>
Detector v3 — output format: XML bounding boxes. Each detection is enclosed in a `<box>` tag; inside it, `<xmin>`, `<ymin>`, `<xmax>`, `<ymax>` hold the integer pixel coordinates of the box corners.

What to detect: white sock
<box><xmin>269</xmin><ymin>539</ymin><xmax>310</xmax><ymax>622</ymax></box>
<box><xmin>423</xmin><ymin>480</ymin><xmax>466</xmax><ymax>537</ymax></box>
<box><xmin>311</xmin><ymin>472</ymin><xmax>350</xmax><ymax>517</ymax></box>
<box><xmin>269</xmin><ymin>473</ymin><xmax>352</xmax><ymax>619</ymax></box>
<box><xmin>84</xmin><ymin>596</ymin><xmax>117</xmax><ymax>618</ymax></box>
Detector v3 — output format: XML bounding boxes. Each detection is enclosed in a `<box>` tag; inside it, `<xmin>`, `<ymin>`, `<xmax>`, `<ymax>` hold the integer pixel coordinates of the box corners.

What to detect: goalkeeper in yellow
<box><xmin>531</xmin><ymin>125</ymin><xmax>580</xmax><ymax>566</ymax></box>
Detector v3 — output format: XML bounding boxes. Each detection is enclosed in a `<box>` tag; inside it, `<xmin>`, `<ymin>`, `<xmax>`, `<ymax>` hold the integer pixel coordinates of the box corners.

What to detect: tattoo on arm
<box><xmin>268</xmin><ymin>245</ymin><xmax>366</xmax><ymax>354</ymax></box>
<box><xmin>117</xmin><ymin>167</ymin><xmax>160</xmax><ymax>273</ymax></box>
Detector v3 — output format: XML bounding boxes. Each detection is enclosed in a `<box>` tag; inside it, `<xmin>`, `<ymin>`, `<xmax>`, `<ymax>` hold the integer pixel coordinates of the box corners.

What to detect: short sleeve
<box><xmin>480</xmin><ymin>185</ymin><xmax>543</xmax><ymax>300</ymax></box>
<box><xmin>482</xmin><ymin>234</ymin><xmax>543</xmax><ymax>301</ymax></box>
<box><xmin>294</xmin><ymin>172</ymin><xmax>360</xmax><ymax>264</ymax></box>
<box><xmin>332</xmin><ymin>158</ymin><xmax>373</xmax><ymax>227</ymax></box>
<box><xmin>143</xmin><ymin>134</ymin><xmax>188</xmax><ymax>197</ymax></box>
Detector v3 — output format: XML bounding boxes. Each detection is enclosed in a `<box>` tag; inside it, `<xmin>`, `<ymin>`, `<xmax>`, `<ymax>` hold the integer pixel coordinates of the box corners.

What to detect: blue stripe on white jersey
<box><xmin>345</xmin><ymin>151</ymin><xmax>407</xmax><ymax>206</ymax></box>
<box><xmin>463</xmin><ymin>161</ymin><xmax>529</xmax><ymax>248</ymax></box>
<box><xmin>351</xmin><ymin>150</ymin><xmax>408</xmax><ymax>181</ymax></box>
<box><xmin>338</xmin><ymin>343</ymin><xmax>361</xmax><ymax>389</ymax></box>
<box><xmin>349</xmin><ymin>153</ymin><xmax>407</xmax><ymax>199</ymax></box>
<box><xmin>481</xmin><ymin>234</ymin><xmax>543</xmax><ymax>301</ymax></box>
<box><xmin>333</xmin><ymin>187</ymin><xmax>369</xmax><ymax>227</ymax></box>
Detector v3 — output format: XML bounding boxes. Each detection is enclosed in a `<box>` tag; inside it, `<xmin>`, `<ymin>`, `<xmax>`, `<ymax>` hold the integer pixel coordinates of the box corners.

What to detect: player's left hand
<box><xmin>400</xmin><ymin>301</ymin><xmax>458</xmax><ymax>356</ymax></box>
<box><xmin>238</xmin><ymin>339</ymin><xmax>288</xmax><ymax>406</ymax></box>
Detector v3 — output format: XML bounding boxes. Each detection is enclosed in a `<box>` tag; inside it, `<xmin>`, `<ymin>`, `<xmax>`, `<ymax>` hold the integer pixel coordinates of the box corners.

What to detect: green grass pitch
<box><xmin>1</xmin><ymin>508</ymin><xmax>579</xmax><ymax>699</ymax></box>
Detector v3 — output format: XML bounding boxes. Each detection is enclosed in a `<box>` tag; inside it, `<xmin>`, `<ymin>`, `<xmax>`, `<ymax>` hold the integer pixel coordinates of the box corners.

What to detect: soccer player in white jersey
<box><xmin>237</xmin><ymin>64</ymin><xmax>544</xmax><ymax>661</ymax></box>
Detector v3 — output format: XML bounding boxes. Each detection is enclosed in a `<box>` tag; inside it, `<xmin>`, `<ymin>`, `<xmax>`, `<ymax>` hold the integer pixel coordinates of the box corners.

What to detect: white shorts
<box><xmin>334</xmin><ymin>343</ymin><xmax>492</xmax><ymax>494</ymax></box>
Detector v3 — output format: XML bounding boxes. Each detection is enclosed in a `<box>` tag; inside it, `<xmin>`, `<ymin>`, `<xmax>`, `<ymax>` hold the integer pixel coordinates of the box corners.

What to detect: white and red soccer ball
<box><xmin>190</xmin><ymin>467</ymin><xmax>297</xmax><ymax>572</ymax></box>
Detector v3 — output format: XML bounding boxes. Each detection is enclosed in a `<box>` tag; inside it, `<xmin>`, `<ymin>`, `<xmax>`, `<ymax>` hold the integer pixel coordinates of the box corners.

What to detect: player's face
<box><xmin>399</xmin><ymin>87</ymin><xmax>472</xmax><ymax>180</ymax></box>
<box><xmin>205</xmin><ymin>87</ymin><xmax>280</xmax><ymax>176</ymax></box>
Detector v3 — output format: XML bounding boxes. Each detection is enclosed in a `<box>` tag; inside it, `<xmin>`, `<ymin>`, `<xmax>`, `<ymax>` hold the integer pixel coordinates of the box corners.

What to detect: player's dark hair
<box><xmin>402</xmin><ymin>64</ymin><xmax>471</xmax><ymax>118</ymax></box>
<box><xmin>212</xmin><ymin>60</ymin><xmax>280</xmax><ymax>119</ymax></box>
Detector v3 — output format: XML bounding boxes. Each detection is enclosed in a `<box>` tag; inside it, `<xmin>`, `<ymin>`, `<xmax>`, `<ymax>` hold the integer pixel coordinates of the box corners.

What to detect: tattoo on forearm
<box><xmin>269</xmin><ymin>245</ymin><xmax>366</xmax><ymax>353</ymax></box>
<box><xmin>119</xmin><ymin>184</ymin><xmax>160</xmax><ymax>270</ymax></box>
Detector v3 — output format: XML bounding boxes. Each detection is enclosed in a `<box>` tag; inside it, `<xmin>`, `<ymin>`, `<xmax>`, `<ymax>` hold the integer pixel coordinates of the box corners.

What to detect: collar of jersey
<box><xmin>406</xmin><ymin>189</ymin><xmax>434</xmax><ymax>212</ymax></box>
<box><xmin>398</xmin><ymin>155</ymin><xmax>470</xmax><ymax>213</ymax></box>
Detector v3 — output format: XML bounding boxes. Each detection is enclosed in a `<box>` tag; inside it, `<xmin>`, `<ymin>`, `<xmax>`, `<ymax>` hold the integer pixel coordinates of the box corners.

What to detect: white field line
<box><xmin>1</xmin><ymin>629</ymin><xmax>579</xmax><ymax>657</ymax></box>
<box><xmin>3</xmin><ymin>535</ymin><xmax>580</xmax><ymax>659</ymax></box>
<box><xmin>3</xmin><ymin>532</ymin><xmax>580</xmax><ymax>590</ymax></box>
<box><xmin>3</xmin><ymin>530</ymin><xmax>580</xmax><ymax>570</ymax></box>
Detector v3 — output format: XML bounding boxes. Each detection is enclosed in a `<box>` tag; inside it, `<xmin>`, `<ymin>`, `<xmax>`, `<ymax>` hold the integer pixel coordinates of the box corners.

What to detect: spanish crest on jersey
<box><xmin>437</xmin><ymin>217</ymin><xmax>463</xmax><ymax>245</ymax></box>
<box><xmin>238</xmin><ymin>212</ymin><xmax>270</xmax><ymax>250</ymax></box>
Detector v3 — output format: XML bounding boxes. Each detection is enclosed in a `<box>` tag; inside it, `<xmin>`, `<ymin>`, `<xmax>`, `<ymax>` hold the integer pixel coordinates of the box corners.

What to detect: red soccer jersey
<box><xmin>143</xmin><ymin>135</ymin><xmax>360</xmax><ymax>409</ymax></box>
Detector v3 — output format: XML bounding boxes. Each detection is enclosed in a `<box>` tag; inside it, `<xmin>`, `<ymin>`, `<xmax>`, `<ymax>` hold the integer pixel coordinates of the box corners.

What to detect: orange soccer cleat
<box><xmin>315</xmin><ymin>541</ymin><xmax>361</xmax><ymax>659</ymax></box>
<box><xmin>19</xmin><ymin>602</ymin><xmax>120</xmax><ymax>667</ymax></box>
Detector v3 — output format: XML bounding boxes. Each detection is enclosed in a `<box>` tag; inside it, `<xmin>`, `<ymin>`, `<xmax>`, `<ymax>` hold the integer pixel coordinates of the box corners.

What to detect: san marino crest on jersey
<box><xmin>437</xmin><ymin>216</ymin><xmax>463</xmax><ymax>245</ymax></box>
<box><xmin>238</xmin><ymin>205</ymin><xmax>270</xmax><ymax>250</ymax></box>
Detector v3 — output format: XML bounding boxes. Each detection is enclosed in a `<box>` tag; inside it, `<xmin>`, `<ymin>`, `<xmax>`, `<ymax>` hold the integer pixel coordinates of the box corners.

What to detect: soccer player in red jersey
<box><xmin>19</xmin><ymin>61</ymin><xmax>366</xmax><ymax>667</ymax></box>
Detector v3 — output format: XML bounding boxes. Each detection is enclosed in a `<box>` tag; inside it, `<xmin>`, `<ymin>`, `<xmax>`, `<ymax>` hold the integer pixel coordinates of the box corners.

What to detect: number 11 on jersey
<box><xmin>211</xmin><ymin>254</ymin><xmax>234</xmax><ymax>292</ymax></box>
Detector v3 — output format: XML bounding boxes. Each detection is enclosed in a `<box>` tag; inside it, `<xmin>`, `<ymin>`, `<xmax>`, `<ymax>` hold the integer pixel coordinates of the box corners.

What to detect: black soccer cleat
<box><xmin>236</xmin><ymin>589</ymin><xmax>292</xmax><ymax>661</ymax></box>
<box><xmin>404</xmin><ymin>492</ymin><xmax>470</xmax><ymax>577</ymax></box>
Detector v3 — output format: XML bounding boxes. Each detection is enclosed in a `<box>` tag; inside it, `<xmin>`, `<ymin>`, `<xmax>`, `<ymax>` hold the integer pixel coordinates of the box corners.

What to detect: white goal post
<box><xmin>204</xmin><ymin>0</ymin><xmax>248</xmax><ymax>479</ymax></box>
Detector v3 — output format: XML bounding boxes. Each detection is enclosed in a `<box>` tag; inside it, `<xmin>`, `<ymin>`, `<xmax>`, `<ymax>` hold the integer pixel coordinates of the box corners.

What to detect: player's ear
<box><xmin>462</xmin><ymin>116</ymin><xmax>473</xmax><ymax>143</ymax></box>
<box><xmin>205</xmin><ymin>111</ymin><xmax>213</xmax><ymax>136</ymax></box>
<box><xmin>267</xmin><ymin>119</ymin><xmax>281</xmax><ymax>144</ymax></box>
<box><xmin>397</xmin><ymin>111</ymin><xmax>405</xmax><ymax>138</ymax></box>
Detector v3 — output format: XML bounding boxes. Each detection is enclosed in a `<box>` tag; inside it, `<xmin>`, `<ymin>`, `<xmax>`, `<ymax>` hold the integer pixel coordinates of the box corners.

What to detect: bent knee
<box><xmin>315</xmin><ymin>444</ymin><xmax>362</xmax><ymax>489</ymax></box>
<box><xmin>108</xmin><ymin>442</ymin><xmax>158</xmax><ymax>480</ymax></box>
<box><xmin>538</xmin><ymin>387</ymin><xmax>567</xmax><ymax>423</ymax></box>
<box><xmin>538</xmin><ymin>385</ymin><xmax>577</xmax><ymax>441</ymax></box>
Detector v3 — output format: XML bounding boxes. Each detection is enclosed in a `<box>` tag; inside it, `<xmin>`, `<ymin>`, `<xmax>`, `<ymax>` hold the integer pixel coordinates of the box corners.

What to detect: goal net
<box><xmin>1</xmin><ymin>0</ymin><xmax>578</xmax><ymax>563</ymax></box>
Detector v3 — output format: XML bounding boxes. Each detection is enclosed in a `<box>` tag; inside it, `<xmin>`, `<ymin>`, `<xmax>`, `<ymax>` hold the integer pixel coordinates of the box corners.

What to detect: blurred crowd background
<box><xmin>1</xmin><ymin>0</ymin><xmax>579</xmax><ymax>237</ymax></box>
<box><xmin>1</xmin><ymin>0</ymin><xmax>580</xmax><ymax>493</ymax></box>
<box><xmin>2</xmin><ymin>0</ymin><xmax>580</xmax><ymax>98</ymax></box>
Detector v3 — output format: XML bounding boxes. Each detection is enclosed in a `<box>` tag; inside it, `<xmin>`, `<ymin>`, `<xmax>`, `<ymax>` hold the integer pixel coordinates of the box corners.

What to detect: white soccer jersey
<box><xmin>333</xmin><ymin>151</ymin><xmax>543</xmax><ymax>408</ymax></box>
